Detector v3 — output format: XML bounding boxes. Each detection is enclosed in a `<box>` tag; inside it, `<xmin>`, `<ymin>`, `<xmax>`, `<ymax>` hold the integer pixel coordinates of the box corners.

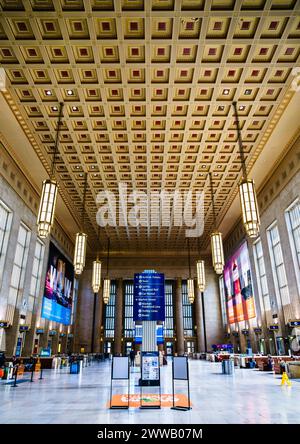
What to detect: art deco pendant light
<box><xmin>209</xmin><ymin>173</ymin><xmax>225</xmax><ymax>275</ymax></box>
<box><xmin>92</xmin><ymin>228</ymin><xmax>102</xmax><ymax>294</ymax></box>
<box><xmin>103</xmin><ymin>238</ymin><xmax>111</xmax><ymax>304</ymax></box>
<box><xmin>196</xmin><ymin>237</ymin><xmax>206</xmax><ymax>292</ymax></box>
<box><xmin>37</xmin><ymin>103</ymin><xmax>64</xmax><ymax>238</ymax></box>
<box><xmin>233</xmin><ymin>102</ymin><xmax>260</xmax><ymax>238</ymax></box>
<box><xmin>187</xmin><ymin>238</ymin><xmax>195</xmax><ymax>304</ymax></box>
<box><xmin>73</xmin><ymin>173</ymin><xmax>88</xmax><ymax>275</ymax></box>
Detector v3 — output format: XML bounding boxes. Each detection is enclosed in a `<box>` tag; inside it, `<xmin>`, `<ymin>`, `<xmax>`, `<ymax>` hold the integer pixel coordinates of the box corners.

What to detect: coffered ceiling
<box><xmin>0</xmin><ymin>0</ymin><xmax>299</xmax><ymax>252</ymax></box>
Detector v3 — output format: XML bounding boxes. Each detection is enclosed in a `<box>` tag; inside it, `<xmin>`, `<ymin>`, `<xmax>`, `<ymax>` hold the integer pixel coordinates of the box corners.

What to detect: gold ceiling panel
<box><xmin>0</xmin><ymin>0</ymin><xmax>299</xmax><ymax>252</ymax></box>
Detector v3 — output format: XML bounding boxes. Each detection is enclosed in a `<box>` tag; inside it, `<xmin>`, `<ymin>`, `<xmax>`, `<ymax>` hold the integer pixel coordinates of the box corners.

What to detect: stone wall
<box><xmin>0</xmin><ymin>145</ymin><xmax>74</xmax><ymax>356</ymax></box>
<box><xmin>223</xmin><ymin>135</ymin><xmax>300</xmax><ymax>354</ymax></box>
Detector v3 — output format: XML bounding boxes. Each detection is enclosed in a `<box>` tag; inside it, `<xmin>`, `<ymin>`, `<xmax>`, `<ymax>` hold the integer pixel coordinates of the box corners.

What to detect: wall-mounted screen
<box><xmin>41</xmin><ymin>242</ymin><xmax>74</xmax><ymax>325</ymax></box>
<box><xmin>223</xmin><ymin>241</ymin><xmax>256</xmax><ymax>324</ymax></box>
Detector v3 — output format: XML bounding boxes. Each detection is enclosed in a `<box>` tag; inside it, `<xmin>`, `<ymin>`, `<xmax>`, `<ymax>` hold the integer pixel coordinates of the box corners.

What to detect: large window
<box><xmin>124</xmin><ymin>281</ymin><xmax>134</xmax><ymax>338</ymax></box>
<box><xmin>0</xmin><ymin>200</ymin><xmax>13</xmax><ymax>285</ymax></box>
<box><xmin>253</xmin><ymin>238</ymin><xmax>271</xmax><ymax>313</ymax></box>
<box><xmin>164</xmin><ymin>281</ymin><xmax>174</xmax><ymax>337</ymax></box>
<box><xmin>104</xmin><ymin>281</ymin><xmax>116</xmax><ymax>338</ymax></box>
<box><xmin>8</xmin><ymin>223</ymin><xmax>31</xmax><ymax>309</ymax></box>
<box><xmin>218</xmin><ymin>276</ymin><xmax>227</xmax><ymax>327</ymax></box>
<box><xmin>28</xmin><ymin>239</ymin><xmax>45</xmax><ymax>312</ymax></box>
<box><xmin>267</xmin><ymin>222</ymin><xmax>290</xmax><ymax>308</ymax></box>
<box><xmin>285</xmin><ymin>199</ymin><xmax>300</xmax><ymax>294</ymax></box>
<box><xmin>182</xmin><ymin>281</ymin><xmax>194</xmax><ymax>337</ymax></box>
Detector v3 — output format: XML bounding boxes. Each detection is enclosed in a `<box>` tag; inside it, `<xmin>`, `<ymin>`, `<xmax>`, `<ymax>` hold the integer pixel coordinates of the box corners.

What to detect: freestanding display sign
<box><xmin>140</xmin><ymin>351</ymin><xmax>161</xmax><ymax>409</ymax></box>
<box><xmin>110</xmin><ymin>356</ymin><xmax>130</xmax><ymax>409</ymax></box>
<box><xmin>171</xmin><ymin>356</ymin><xmax>191</xmax><ymax>411</ymax></box>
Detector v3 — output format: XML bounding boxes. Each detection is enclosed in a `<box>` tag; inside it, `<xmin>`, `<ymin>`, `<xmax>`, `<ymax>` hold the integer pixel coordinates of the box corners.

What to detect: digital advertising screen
<box><xmin>223</xmin><ymin>241</ymin><xmax>256</xmax><ymax>324</ymax></box>
<box><xmin>41</xmin><ymin>242</ymin><xmax>74</xmax><ymax>325</ymax></box>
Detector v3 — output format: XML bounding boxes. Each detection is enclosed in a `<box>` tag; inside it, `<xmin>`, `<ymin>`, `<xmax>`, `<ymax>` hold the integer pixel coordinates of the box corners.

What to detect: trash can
<box><xmin>222</xmin><ymin>359</ymin><xmax>234</xmax><ymax>374</ymax></box>
<box><xmin>70</xmin><ymin>361</ymin><xmax>80</xmax><ymax>374</ymax></box>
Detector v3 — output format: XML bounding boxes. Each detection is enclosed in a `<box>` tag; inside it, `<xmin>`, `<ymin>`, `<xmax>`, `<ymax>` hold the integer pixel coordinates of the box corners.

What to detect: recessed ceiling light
<box><xmin>245</xmin><ymin>89</ymin><xmax>252</xmax><ymax>95</ymax></box>
<box><xmin>52</xmin><ymin>106</ymin><xmax>58</xmax><ymax>111</ymax></box>
<box><xmin>72</xmin><ymin>106</ymin><xmax>78</xmax><ymax>111</ymax></box>
<box><xmin>75</xmin><ymin>166</ymin><xmax>80</xmax><ymax>169</ymax></box>
<box><xmin>202</xmin><ymin>165</ymin><xmax>206</xmax><ymax>168</ymax></box>
<box><xmin>79</xmin><ymin>173</ymin><xmax>83</xmax><ymax>177</ymax></box>
<box><xmin>239</xmin><ymin>105</ymin><xmax>245</xmax><ymax>110</ymax></box>
<box><xmin>45</xmin><ymin>90</ymin><xmax>52</xmax><ymax>96</ymax></box>
<box><xmin>67</xmin><ymin>89</ymin><xmax>74</xmax><ymax>96</ymax></box>
<box><xmin>218</xmin><ymin>106</ymin><xmax>225</xmax><ymax>111</ymax></box>
<box><xmin>223</xmin><ymin>89</ymin><xmax>229</xmax><ymax>95</ymax></box>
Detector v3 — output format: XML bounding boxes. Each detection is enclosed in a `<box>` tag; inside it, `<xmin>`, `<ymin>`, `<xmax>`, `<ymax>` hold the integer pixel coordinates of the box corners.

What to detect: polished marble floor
<box><xmin>0</xmin><ymin>359</ymin><xmax>299</xmax><ymax>424</ymax></box>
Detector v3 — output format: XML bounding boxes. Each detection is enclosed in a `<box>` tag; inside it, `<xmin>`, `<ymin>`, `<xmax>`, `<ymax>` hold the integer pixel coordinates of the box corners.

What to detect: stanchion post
<box><xmin>30</xmin><ymin>365</ymin><xmax>34</xmax><ymax>382</ymax></box>
<box><xmin>39</xmin><ymin>366</ymin><xmax>43</xmax><ymax>380</ymax></box>
<box><xmin>12</xmin><ymin>365</ymin><xmax>18</xmax><ymax>388</ymax></box>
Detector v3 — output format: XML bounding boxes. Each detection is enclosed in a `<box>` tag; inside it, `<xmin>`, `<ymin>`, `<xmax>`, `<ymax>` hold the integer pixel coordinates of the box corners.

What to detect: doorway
<box><xmin>276</xmin><ymin>336</ymin><xmax>285</xmax><ymax>355</ymax></box>
<box><xmin>259</xmin><ymin>338</ymin><xmax>266</xmax><ymax>354</ymax></box>
<box><xmin>269</xmin><ymin>337</ymin><xmax>276</xmax><ymax>355</ymax></box>
<box><xmin>125</xmin><ymin>341</ymin><xmax>133</xmax><ymax>356</ymax></box>
<box><xmin>186</xmin><ymin>340</ymin><xmax>195</xmax><ymax>354</ymax></box>
<box><xmin>166</xmin><ymin>341</ymin><xmax>173</xmax><ymax>356</ymax></box>
<box><xmin>104</xmin><ymin>341</ymin><xmax>113</xmax><ymax>355</ymax></box>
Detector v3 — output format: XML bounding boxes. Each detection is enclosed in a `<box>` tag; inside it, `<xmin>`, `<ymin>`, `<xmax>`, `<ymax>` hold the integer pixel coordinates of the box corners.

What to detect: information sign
<box><xmin>133</xmin><ymin>271</ymin><xmax>165</xmax><ymax>321</ymax></box>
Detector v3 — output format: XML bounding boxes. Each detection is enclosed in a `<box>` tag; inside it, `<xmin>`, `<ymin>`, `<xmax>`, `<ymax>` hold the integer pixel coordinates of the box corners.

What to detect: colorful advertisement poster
<box><xmin>141</xmin><ymin>352</ymin><xmax>159</xmax><ymax>381</ymax></box>
<box><xmin>41</xmin><ymin>242</ymin><xmax>74</xmax><ymax>325</ymax></box>
<box><xmin>223</xmin><ymin>241</ymin><xmax>256</xmax><ymax>324</ymax></box>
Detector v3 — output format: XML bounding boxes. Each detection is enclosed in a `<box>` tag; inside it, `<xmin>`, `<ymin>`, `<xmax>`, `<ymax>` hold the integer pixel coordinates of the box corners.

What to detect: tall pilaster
<box><xmin>175</xmin><ymin>278</ymin><xmax>184</xmax><ymax>355</ymax></box>
<box><xmin>195</xmin><ymin>286</ymin><xmax>205</xmax><ymax>352</ymax></box>
<box><xmin>94</xmin><ymin>290</ymin><xmax>104</xmax><ymax>353</ymax></box>
<box><xmin>114</xmin><ymin>278</ymin><xmax>123</xmax><ymax>355</ymax></box>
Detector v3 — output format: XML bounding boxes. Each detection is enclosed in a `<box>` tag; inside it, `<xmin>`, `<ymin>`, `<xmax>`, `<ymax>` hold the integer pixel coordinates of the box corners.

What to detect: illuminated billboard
<box><xmin>223</xmin><ymin>241</ymin><xmax>256</xmax><ymax>324</ymax></box>
<box><xmin>41</xmin><ymin>242</ymin><xmax>74</xmax><ymax>325</ymax></box>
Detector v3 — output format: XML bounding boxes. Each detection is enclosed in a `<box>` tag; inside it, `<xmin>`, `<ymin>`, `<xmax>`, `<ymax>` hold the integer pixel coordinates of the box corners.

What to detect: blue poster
<box><xmin>133</xmin><ymin>270</ymin><xmax>165</xmax><ymax>321</ymax></box>
<box><xmin>41</xmin><ymin>242</ymin><xmax>74</xmax><ymax>325</ymax></box>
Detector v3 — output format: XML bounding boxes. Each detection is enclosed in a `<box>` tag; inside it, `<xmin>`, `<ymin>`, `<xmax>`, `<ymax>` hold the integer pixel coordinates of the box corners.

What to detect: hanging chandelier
<box><xmin>73</xmin><ymin>173</ymin><xmax>88</xmax><ymax>275</ymax></box>
<box><xmin>187</xmin><ymin>278</ymin><xmax>194</xmax><ymax>304</ymax></box>
<box><xmin>211</xmin><ymin>232</ymin><xmax>224</xmax><ymax>275</ymax></box>
<box><xmin>196</xmin><ymin>259</ymin><xmax>206</xmax><ymax>292</ymax></box>
<box><xmin>37</xmin><ymin>103</ymin><xmax>63</xmax><ymax>238</ymax></box>
<box><xmin>103</xmin><ymin>238</ymin><xmax>111</xmax><ymax>304</ymax></box>
<box><xmin>92</xmin><ymin>260</ymin><xmax>102</xmax><ymax>293</ymax></box>
<box><xmin>92</xmin><ymin>228</ymin><xmax>102</xmax><ymax>293</ymax></box>
<box><xmin>187</xmin><ymin>238</ymin><xmax>195</xmax><ymax>303</ymax></box>
<box><xmin>233</xmin><ymin>102</ymin><xmax>260</xmax><ymax>238</ymax></box>
<box><xmin>209</xmin><ymin>173</ymin><xmax>225</xmax><ymax>275</ymax></box>
<box><xmin>103</xmin><ymin>278</ymin><xmax>111</xmax><ymax>305</ymax></box>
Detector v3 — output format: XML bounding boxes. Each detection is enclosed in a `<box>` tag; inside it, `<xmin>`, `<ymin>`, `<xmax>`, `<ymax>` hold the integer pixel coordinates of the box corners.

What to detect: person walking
<box><xmin>129</xmin><ymin>349</ymin><xmax>135</xmax><ymax>367</ymax></box>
